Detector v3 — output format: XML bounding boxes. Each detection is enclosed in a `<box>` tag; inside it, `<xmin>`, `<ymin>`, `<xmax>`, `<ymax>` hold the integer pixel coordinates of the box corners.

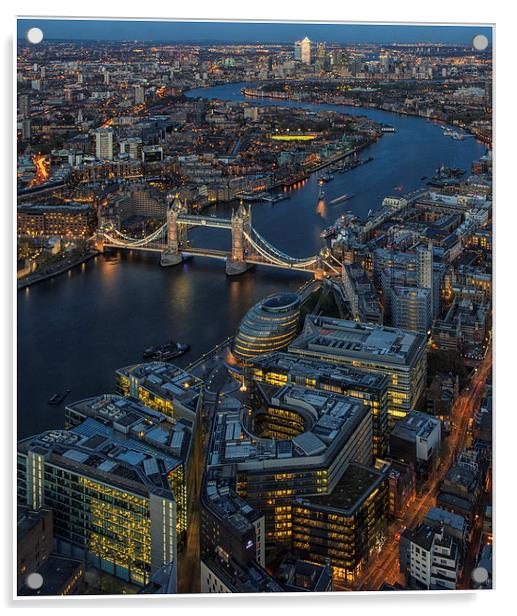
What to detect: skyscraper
<box><xmin>19</xmin><ymin>94</ymin><xmax>30</xmax><ymax>120</ymax></box>
<box><xmin>294</xmin><ymin>41</ymin><xmax>302</xmax><ymax>61</ymax></box>
<box><xmin>417</xmin><ymin>241</ymin><xmax>435</xmax><ymax>316</ymax></box>
<box><xmin>315</xmin><ymin>42</ymin><xmax>326</xmax><ymax>66</ymax></box>
<box><xmin>95</xmin><ymin>128</ymin><xmax>114</xmax><ymax>160</ymax></box>
<box><xmin>300</xmin><ymin>37</ymin><xmax>312</xmax><ymax>64</ymax></box>
<box><xmin>294</xmin><ymin>37</ymin><xmax>312</xmax><ymax>64</ymax></box>
<box><xmin>134</xmin><ymin>85</ymin><xmax>145</xmax><ymax>105</ymax></box>
<box><xmin>417</xmin><ymin>241</ymin><xmax>433</xmax><ymax>290</ymax></box>
<box><xmin>379</xmin><ymin>51</ymin><xmax>390</xmax><ymax>72</ymax></box>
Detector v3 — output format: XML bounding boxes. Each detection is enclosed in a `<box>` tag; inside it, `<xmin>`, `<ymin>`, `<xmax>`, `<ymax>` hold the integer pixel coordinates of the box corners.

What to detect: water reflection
<box><xmin>316</xmin><ymin>197</ymin><xmax>327</xmax><ymax>219</ymax></box>
<box><xmin>19</xmin><ymin>87</ymin><xmax>487</xmax><ymax>439</ymax></box>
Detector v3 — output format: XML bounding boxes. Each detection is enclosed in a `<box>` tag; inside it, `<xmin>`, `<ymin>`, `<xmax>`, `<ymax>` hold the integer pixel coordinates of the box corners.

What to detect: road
<box><xmin>341</xmin><ymin>345</ymin><xmax>492</xmax><ymax>592</ymax></box>
<box><xmin>177</xmin><ymin>353</ymin><xmax>239</xmax><ymax>593</ymax></box>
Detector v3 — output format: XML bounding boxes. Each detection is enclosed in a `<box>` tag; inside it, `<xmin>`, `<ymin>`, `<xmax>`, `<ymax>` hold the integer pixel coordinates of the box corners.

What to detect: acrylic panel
<box><xmin>16</xmin><ymin>17</ymin><xmax>493</xmax><ymax>597</ymax></box>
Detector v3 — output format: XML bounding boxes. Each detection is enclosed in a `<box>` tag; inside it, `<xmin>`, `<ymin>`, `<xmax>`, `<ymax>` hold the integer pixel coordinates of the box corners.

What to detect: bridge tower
<box><xmin>94</xmin><ymin>210</ymin><xmax>105</xmax><ymax>253</ymax></box>
<box><xmin>314</xmin><ymin>246</ymin><xmax>332</xmax><ymax>280</ymax></box>
<box><xmin>161</xmin><ymin>195</ymin><xmax>185</xmax><ymax>267</ymax></box>
<box><xmin>226</xmin><ymin>202</ymin><xmax>252</xmax><ymax>276</ymax></box>
<box><xmin>94</xmin><ymin>231</ymin><xmax>105</xmax><ymax>253</ymax></box>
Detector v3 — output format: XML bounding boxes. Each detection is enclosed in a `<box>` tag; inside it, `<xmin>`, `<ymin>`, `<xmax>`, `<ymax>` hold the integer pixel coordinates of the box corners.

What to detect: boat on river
<box><xmin>48</xmin><ymin>389</ymin><xmax>71</xmax><ymax>406</ymax></box>
<box><xmin>329</xmin><ymin>193</ymin><xmax>353</xmax><ymax>205</ymax></box>
<box><xmin>143</xmin><ymin>341</ymin><xmax>190</xmax><ymax>361</ymax></box>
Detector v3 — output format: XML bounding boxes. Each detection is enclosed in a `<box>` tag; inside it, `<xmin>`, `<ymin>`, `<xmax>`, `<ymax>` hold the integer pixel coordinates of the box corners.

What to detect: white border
<box><xmin>2</xmin><ymin>2</ymin><xmax>513</xmax><ymax>614</ymax></box>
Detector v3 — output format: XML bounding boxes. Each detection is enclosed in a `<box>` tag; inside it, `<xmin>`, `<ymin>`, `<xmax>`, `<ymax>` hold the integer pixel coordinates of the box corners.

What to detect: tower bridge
<box><xmin>97</xmin><ymin>197</ymin><xmax>341</xmax><ymax>278</ymax></box>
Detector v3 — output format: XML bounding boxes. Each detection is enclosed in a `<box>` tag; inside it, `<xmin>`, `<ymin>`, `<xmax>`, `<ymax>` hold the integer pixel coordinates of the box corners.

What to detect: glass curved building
<box><xmin>232</xmin><ymin>292</ymin><xmax>301</xmax><ymax>361</ymax></box>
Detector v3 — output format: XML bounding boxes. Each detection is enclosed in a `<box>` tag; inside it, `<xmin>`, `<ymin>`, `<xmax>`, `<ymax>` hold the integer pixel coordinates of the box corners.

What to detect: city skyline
<box><xmin>17</xmin><ymin>19</ymin><xmax>493</xmax><ymax>45</ymax></box>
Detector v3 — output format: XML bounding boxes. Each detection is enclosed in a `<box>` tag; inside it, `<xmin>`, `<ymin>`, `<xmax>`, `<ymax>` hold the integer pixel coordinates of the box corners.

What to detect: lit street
<box><xmin>346</xmin><ymin>345</ymin><xmax>492</xmax><ymax>591</ymax></box>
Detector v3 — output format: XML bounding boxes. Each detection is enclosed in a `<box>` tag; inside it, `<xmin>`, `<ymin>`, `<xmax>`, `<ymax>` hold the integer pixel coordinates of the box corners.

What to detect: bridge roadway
<box><xmin>177</xmin><ymin>215</ymin><xmax>232</xmax><ymax>229</ymax></box>
<box><xmin>103</xmin><ymin>242</ymin><xmax>321</xmax><ymax>271</ymax></box>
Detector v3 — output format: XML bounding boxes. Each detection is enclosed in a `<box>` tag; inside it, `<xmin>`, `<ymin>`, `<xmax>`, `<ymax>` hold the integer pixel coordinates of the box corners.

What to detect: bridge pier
<box><xmin>225</xmin><ymin>258</ymin><xmax>252</xmax><ymax>276</ymax></box>
<box><xmin>160</xmin><ymin>250</ymin><xmax>184</xmax><ymax>267</ymax></box>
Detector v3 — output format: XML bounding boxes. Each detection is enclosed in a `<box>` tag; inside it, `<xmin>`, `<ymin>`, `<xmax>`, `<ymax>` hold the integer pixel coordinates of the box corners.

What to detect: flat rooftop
<box><xmin>391</xmin><ymin>410</ymin><xmax>441</xmax><ymax>442</ymax></box>
<box><xmin>203</xmin><ymin>466</ymin><xmax>262</xmax><ymax>535</ymax></box>
<box><xmin>18</xmin><ymin>203</ymin><xmax>94</xmax><ymax>213</ymax></box>
<box><xmin>17</xmin><ymin>505</ymin><xmax>51</xmax><ymax>541</ymax></box>
<box><xmin>425</xmin><ymin>507</ymin><xmax>466</xmax><ymax>532</ymax></box>
<box><xmin>203</xmin><ymin>554</ymin><xmax>284</xmax><ymax>593</ymax></box>
<box><xmin>116</xmin><ymin>362</ymin><xmax>202</xmax><ymax>408</ymax></box>
<box><xmin>289</xmin><ymin>315</ymin><xmax>426</xmax><ymax>366</ymax></box>
<box><xmin>297</xmin><ymin>462</ymin><xmax>386</xmax><ymax>515</ymax></box>
<box><xmin>207</xmin><ymin>384</ymin><xmax>369</xmax><ymax>470</ymax></box>
<box><xmin>251</xmin><ymin>352</ymin><xmax>389</xmax><ymax>393</ymax></box>
<box><xmin>20</xmin><ymin>395</ymin><xmax>192</xmax><ymax>496</ymax></box>
<box><xmin>18</xmin><ymin>555</ymin><xmax>83</xmax><ymax>596</ymax></box>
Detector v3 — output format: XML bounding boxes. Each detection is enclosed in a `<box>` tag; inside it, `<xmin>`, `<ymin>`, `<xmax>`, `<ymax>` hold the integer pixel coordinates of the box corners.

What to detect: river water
<box><xmin>17</xmin><ymin>82</ymin><xmax>486</xmax><ymax>438</ymax></box>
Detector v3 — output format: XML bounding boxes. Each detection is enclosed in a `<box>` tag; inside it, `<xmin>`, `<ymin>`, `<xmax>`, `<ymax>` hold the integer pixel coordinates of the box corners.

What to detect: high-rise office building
<box><xmin>390</xmin><ymin>286</ymin><xmax>433</xmax><ymax>334</ymax></box>
<box><xmin>294</xmin><ymin>37</ymin><xmax>312</xmax><ymax>64</ymax></box>
<box><xmin>248</xmin><ymin>351</ymin><xmax>389</xmax><ymax>457</ymax></box>
<box><xmin>417</xmin><ymin>242</ymin><xmax>434</xmax><ymax>299</ymax></box>
<box><xmin>379</xmin><ymin>52</ymin><xmax>390</xmax><ymax>72</ymax></box>
<box><xmin>21</xmin><ymin>120</ymin><xmax>31</xmax><ymax>141</ymax></box>
<box><xmin>203</xmin><ymin>384</ymin><xmax>372</xmax><ymax>545</ymax></box>
<box><xmin>294</xmin><ymin>41</ymin><xmax>302</xmax><ymax>61</ymax></box>
<box><xmin>300</xmin><ymin>37</ymin><xmax>312</xmax><ymax>64</ymax></box>
<box><xmin>95</xmin><ymin>128</ymin><xmax>114</xmax><ymax>160</ymax></box>
<box><xmin>315</xmin><ymin>42</ymin><xmax>326</xmax><ymax>66</ymax></box>
<box><xmin>115</xmin><ymin>361</ymin><xmax>203</xmax><ymax>422</ymax></box>
<box><xmin>292</xmin><ymin>463</ymin><xmax>389</xmax><ymax>584</ymax></box>
<box><xmin>134</xmin><ymin>85</ymin><xmax>145</xmax><ymax>104</ymax></box>
<box><xmin>119</xmin><ymin>137</ymin><xmax>143</xmax><ymax>160</ymax></box>
<box><xmin>19</xmin><ymin>94</ymin><xmax>30</xmax><ymax>120</ymax></box>
<box><xmin>289</xmin><ymin>316</ymin><xmax>427</xmax><ymax>423</ymax></box>
<box><xmin>17</xmin><ymin>395</ymin><xmax>192</xmax><ymax>587</ymax></box>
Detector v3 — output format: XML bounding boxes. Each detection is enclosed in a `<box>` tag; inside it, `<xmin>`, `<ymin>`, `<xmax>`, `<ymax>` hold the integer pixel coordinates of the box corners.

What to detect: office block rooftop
<box><xmin>116</xmin><ymin>362</ymin><xmax>203</xmax><ymax>413</ymax></box>
<box><xmin>289</xmin><ymin>315</ymin><xmax>426</xmax><ymax>367</ymax></box>
<box><xmin>20</xmin><ymin>394</ymin><xmax>192</xmax><ymax>496</ymax></box>
<box><xmin>296</xmin><ymin>462</ymin><xmax>387</xmax><ymax>514</ymax></box>
<box><xmin>207</xmin><ymin>384</ymin><xmax>370</xmax><ymax>470</ymax></box>
<box><xmin>203</xmin><ymin>465</ymin><xmax>263</xmax><ymax>536</ymax></box>
<box><xmin>390</xmin><ymin>410</ymin><xmax>441</xmax><ymax>442</ymax></box>
<box><xmin>203</xmin><ymin>553</ymin><xmax>284</xmax><ymax>593</ymax></box>
<box><xmin>250</xmin><ymin>351</ymin><xmax>389</xmax><ymax>393</ymax></box>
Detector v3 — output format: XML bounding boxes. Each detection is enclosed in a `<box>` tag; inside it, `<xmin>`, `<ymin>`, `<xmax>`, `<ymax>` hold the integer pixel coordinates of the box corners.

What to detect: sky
<box><xmin>17</xmin><ymin>19</ymin><xmax>493</xmax><ymax>46</ymax></box>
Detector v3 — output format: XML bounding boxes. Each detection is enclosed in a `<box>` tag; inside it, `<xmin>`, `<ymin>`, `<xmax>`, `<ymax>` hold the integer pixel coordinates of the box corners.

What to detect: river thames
<box><xmin>17</xmin><ymin>82</ymin><xmax>486</xmax><ymax>438</ymax></box>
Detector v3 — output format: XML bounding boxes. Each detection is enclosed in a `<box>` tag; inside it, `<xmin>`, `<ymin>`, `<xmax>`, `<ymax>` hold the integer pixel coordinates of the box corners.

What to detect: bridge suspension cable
<box><xmin>102</xmin><ymin>223</ymin><xmax>167</xmax><ymax>247</ymax></box>
<box><xmin>247</xmin><ymin>228</ymin><xmax>319</xmax><ymax>266</ymax></box>
<box><xmin>244</xmin><ymin>230</ymin><xmax>318</xmax><ymax>269</ymax></box>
